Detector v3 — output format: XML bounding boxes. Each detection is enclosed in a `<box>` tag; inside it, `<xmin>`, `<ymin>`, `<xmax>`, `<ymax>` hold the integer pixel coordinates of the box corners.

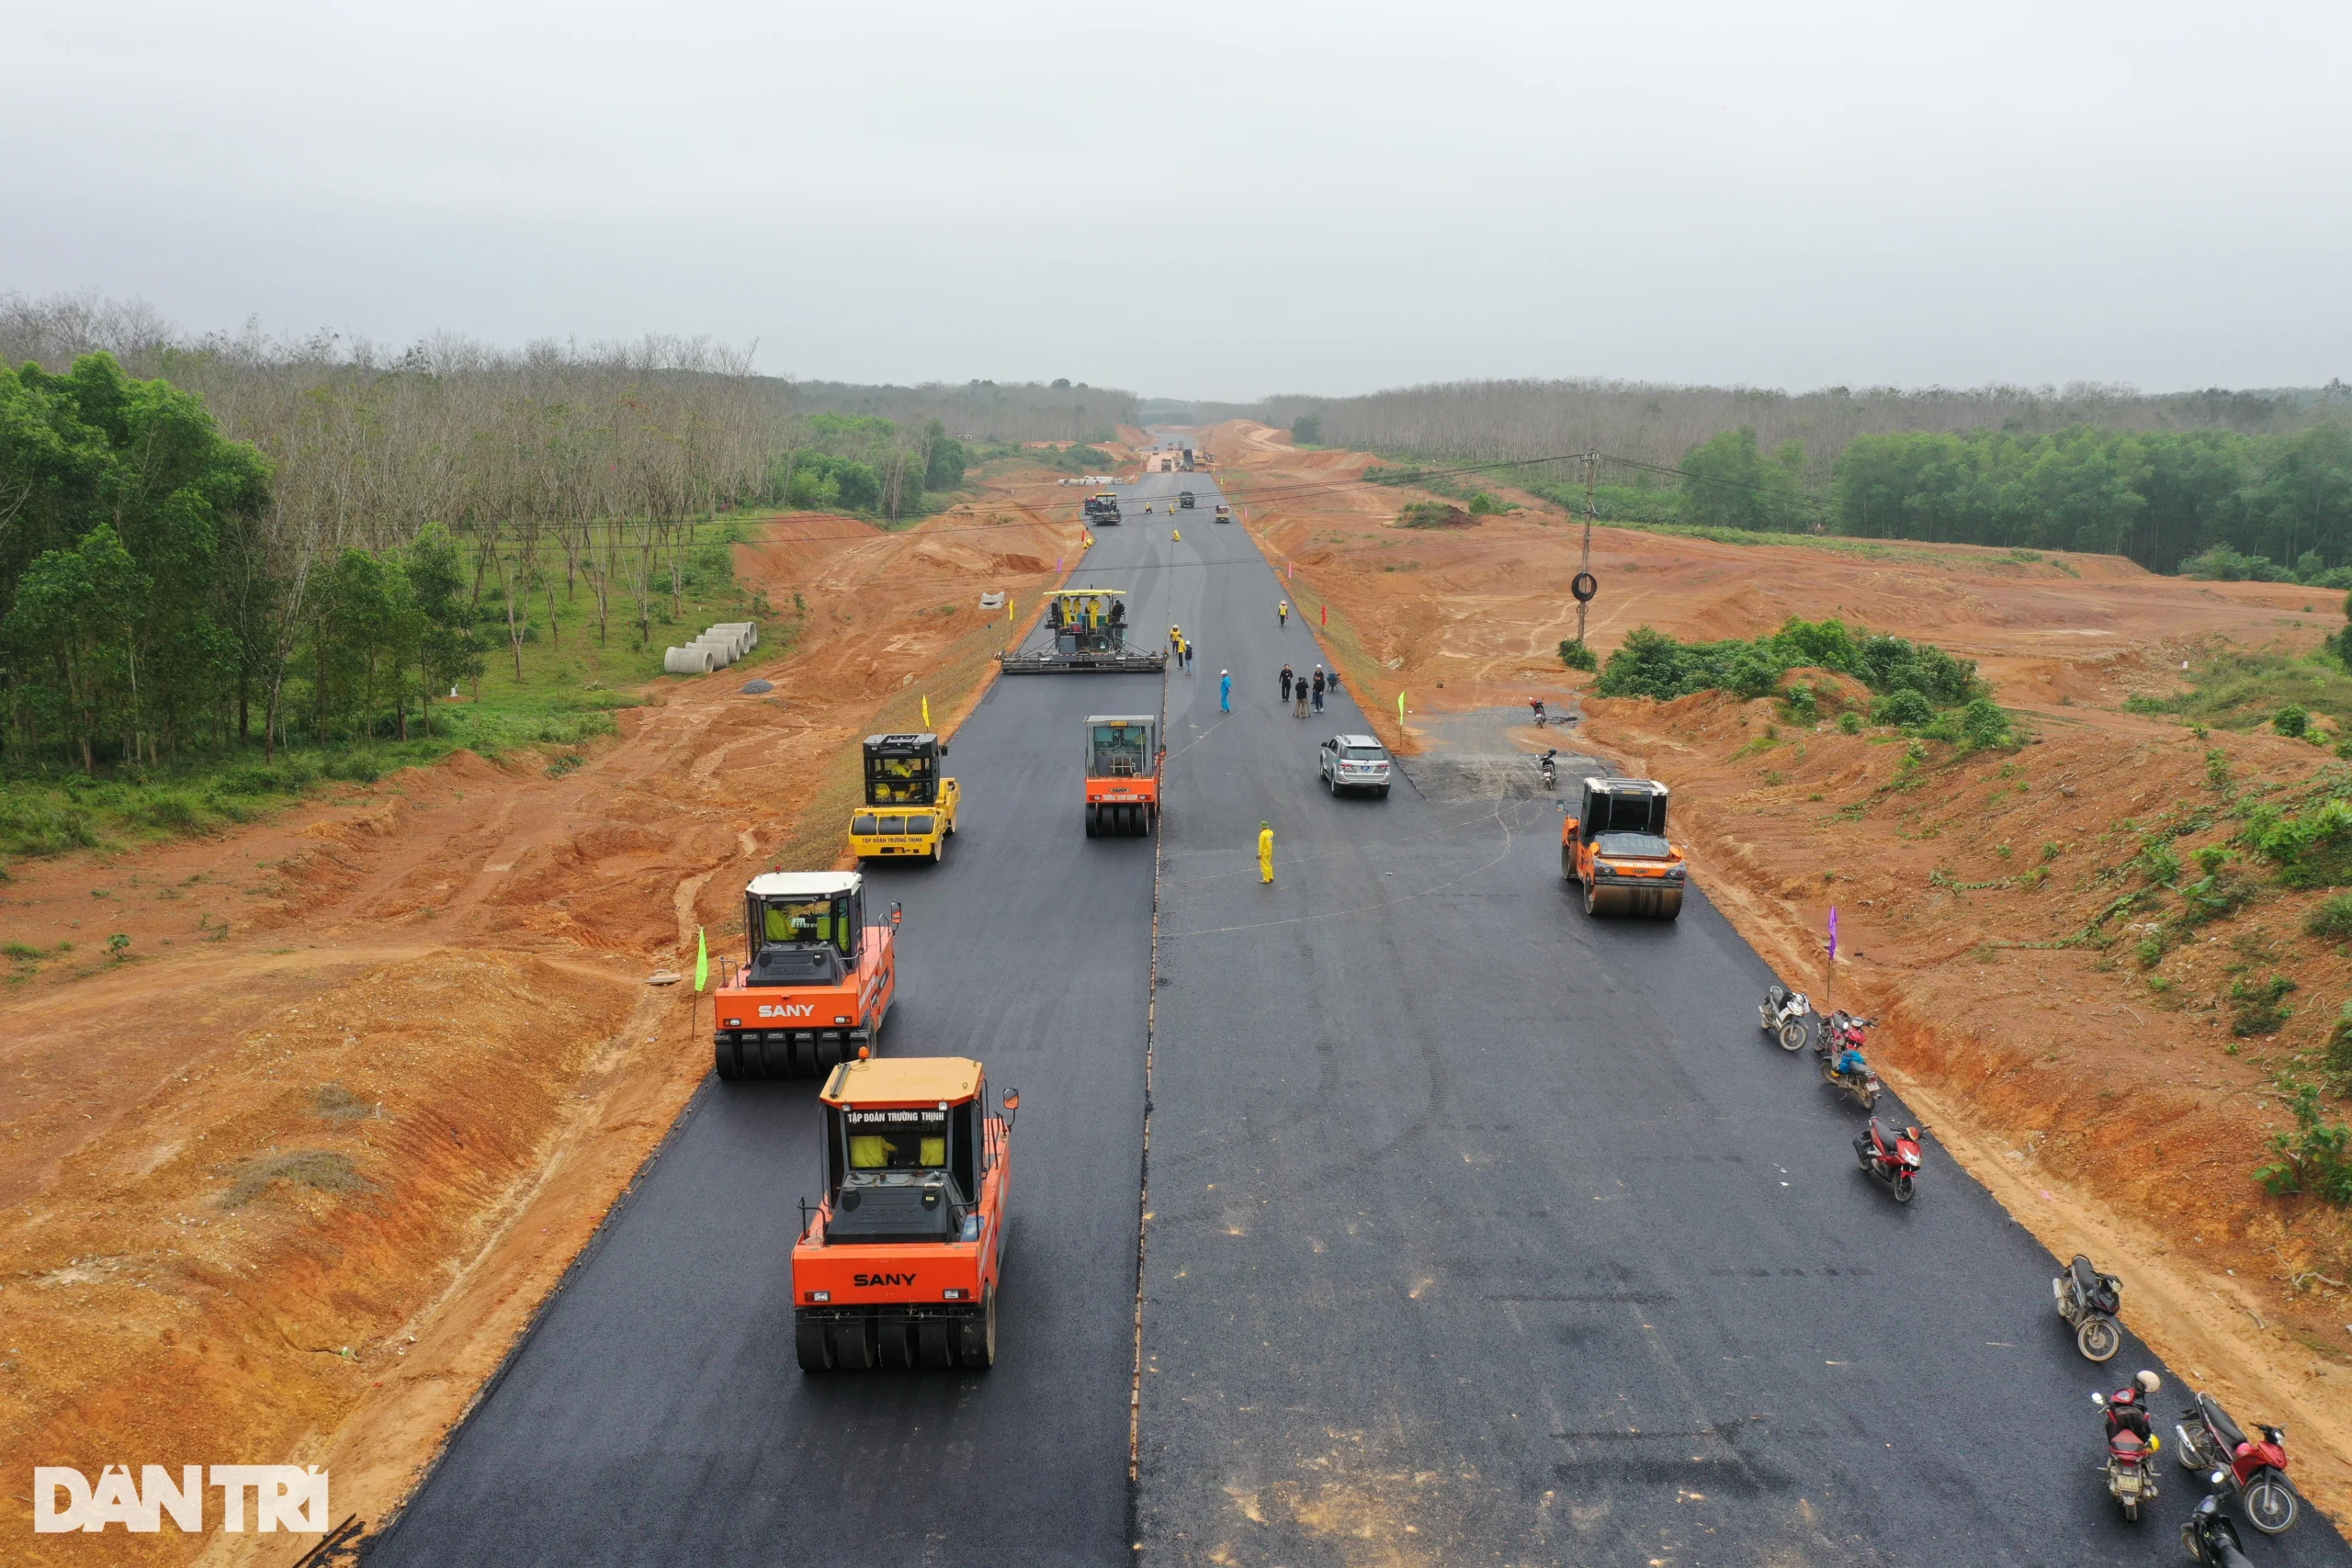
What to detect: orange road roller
<box><xmin>792</xmin><ymin>1054</ymin><xmax>1016</xmax><ymax>1371</ymax></box>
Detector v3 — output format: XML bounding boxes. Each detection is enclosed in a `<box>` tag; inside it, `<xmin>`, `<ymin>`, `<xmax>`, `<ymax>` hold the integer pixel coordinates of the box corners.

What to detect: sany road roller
<box><xmin>712</xmin><ymin>871</ymin><xmax>899</xmax><ymax>1079</ymax></box>
<box><xmin>1561</xmin><ymin>775</ymin><xmax>1688</xmax><ymax>919</ymax></box>
<box><xmin>792</xmin><ymin>1053</ymin><xmax>1017</xmax><ymax>1371</ymax></box>
<box><xmin>1082</xmin><ymin>713</ymin><xmax>1160</xmax><ymax>837</ymax></box>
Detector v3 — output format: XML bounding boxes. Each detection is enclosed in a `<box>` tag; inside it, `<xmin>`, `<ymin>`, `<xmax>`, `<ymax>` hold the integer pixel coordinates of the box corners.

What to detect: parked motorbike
<box><xmin>2053</xmin><ymin>1254</ymin><xmax>2124</xmax><ymax>1361</ymax></box>
<box><xmin>1814</xmin><ymin>1011</ymin><xmax>1881</xmax><ymax>1107</ymax></box>
<box><xmin>2176</xmin><ymin>1392</ymin><xmax>2299</xmax><ymax>1535</ymax></box>
<box><xmin>1759</xmin><ymin>985</ymin><xmax>1813</xmax><ymax>1051</ymax></box>
<box><xmin>1853</xmin><ymin>1119</ymin><xmax>1924</xmax><ymax>1202</ymax></box>
<box><xmin>1821</xmin><ymin>1010</ymin><xmax>1873</xmax><ymax>1055</ymax></box>
<box><xmin>2089</xmin><ymin>1372</ymin><xmax>2162</xmax><ymax>1519</ymax></box>
<box><xmin>2182</xmin><ymin>1494</ymin><xmax>2256</xmax><ymax>1568</ymax></box>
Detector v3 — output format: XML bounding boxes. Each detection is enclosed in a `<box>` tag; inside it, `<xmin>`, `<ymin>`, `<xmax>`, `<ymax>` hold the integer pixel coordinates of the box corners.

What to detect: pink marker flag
<box><xmin>1826</xmin><ymin>906</ymin><xmax>1838</xmax><ymax>961</ymax></box>
<box><xmin>1286</xmin><ymin>561</ymin><xmax>1295</xmax><ymax>579</ymax></box>
<box><xmin>1056</xmin><ymin>555</ymin><xmax>1064</xmax><ymax>570</ymax></box>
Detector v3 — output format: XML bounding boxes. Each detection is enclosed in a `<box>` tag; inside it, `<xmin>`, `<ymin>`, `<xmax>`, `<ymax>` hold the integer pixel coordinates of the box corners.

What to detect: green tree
<box><xmin>3</xmin><ymin>523</ymin><xmax>149</xmax><ymax>771</ymax></box>
<box><xmin>1292</xmin><ymin>413</ymin><xmax>1324</xmax><ymax>445</ymax></box>
<box><xmin>1679</xmin><ymin>428</ymin><xmax>1805</xmax><ymax>531</ymax></box>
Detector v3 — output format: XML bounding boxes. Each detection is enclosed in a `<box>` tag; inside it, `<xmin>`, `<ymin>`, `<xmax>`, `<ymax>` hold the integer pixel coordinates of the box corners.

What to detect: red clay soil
<box><xmin>0</xmin><ymin>488</ymin><xmax>1085</xmax><ymax>1565</ymax></box>
<box><xmin>1202</xmin><ymin>420</ymin><xmax>2352</xmax><ymax>1525</ymax></box>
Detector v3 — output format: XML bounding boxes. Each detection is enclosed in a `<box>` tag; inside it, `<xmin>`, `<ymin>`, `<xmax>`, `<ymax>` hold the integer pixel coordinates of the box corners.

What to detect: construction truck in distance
<box><xmin>792</xmin><ymin>1055</ymin><xmax>1015</xmax><ymax>1371</ymax></box>
<box><xmin>849</xmin><ymin>732</ymin><xmax>957</xmax><ymax>863</ymax></box>
<box><xmin>1000</xmin><ymin>589</ymin><xmax>1167</xmax><ymax>674</ymax></box>
<box><xmin>1083</xmin><ymin>491</ymin><xmax>1121</xmax><ymax>526</ymax></box>
<box><xmin>1213</xmin><ymin>503</ymin><xmax>1232</xmax><ymax>524</ymax></box>
<box><xmin>1561</xmin><ymin>776</ymin><xmax>1688</xmax><ymax>919</ymax></box>
<box><xmin>1084</xmin><ymin>714</ymin><xmax>1161</xmax><ymax>837</ymax></box>
<box><xmin>713</xmin><ymin>871</ymin><xmax>900</xmax><ymax>1079</ymax></box>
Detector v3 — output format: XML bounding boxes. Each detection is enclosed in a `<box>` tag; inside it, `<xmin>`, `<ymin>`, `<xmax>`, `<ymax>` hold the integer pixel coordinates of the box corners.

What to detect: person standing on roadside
<box><xmin>1278</xmin><ymin>600</ymin><xmax>1289</xmax><ymax>626</ymax></box>
<box><xmin>1219</xmin><ymin>670</ymin><xmax>1231</xmax><ymax>712</ymax></box>
<box><xmin>1295</xmin><ymin>681</ymin><xmax>1309</xmax><ymax>718</ymax></box>
<box><xmin>1258</xmin><ymin>820</ymin><xmax>1274</xmax><ymax>885</ymax></box>
<box><xmin>1312</xmin><ymin>666</ymin><xmax>1327</xmax><ymax>713</ymax></box>
<box><xmin>1280</xmin><ymin>664</ymin><xmax>1295</xmax><ymax>702</ymax></box>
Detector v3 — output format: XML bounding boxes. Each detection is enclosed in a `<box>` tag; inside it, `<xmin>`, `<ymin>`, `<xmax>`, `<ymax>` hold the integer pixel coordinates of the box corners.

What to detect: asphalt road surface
<box><xmin>368</xmin><ymin>503</ymin><xmax>1169</xmax><ymax>1566</ymax></box>
<box><xmin>370</xmin><ymin>459</ymin><xmax>2349</xmax><ymax>1567</ymax></box>
<box><xmin>1132</xmin><ymin>464</ymin><xmax>2349</xmax><ymax>1567</ymax></box>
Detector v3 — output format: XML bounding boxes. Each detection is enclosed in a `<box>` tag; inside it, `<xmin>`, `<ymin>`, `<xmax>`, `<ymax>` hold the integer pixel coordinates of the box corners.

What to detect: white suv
<box><xmin>1318</xmin><ymin>734</ymin><xmax>1393</xmax><ymax>797</ymax></box>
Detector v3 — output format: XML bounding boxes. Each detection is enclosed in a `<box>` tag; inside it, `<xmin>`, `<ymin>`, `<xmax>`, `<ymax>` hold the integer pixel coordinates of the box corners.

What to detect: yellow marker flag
<box><xmin>922</xmin><ymin>694</ymin><xmax>932</xmax><ymax>728</ymax></box>
<box><xmin>1397</xmin><ymin>692</ymin><xmax>1408</xmax><ymax>724</ymax></box>
<box><xmin>694</xmin><ymin>926</ymin><xmax>708</xmax><ymax>992</ymax></box>
<box><xmin>1008</xmin><ymin>595</ymin><xmax>1015</xmax><ymax>625</ymax></box>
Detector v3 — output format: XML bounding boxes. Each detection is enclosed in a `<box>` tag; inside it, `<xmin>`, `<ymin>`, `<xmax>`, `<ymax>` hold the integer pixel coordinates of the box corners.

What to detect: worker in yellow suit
<box><xmin>1258</xmin><ymin>821</ymin><xmax>1274</xmax><ymax>886</ymax></box>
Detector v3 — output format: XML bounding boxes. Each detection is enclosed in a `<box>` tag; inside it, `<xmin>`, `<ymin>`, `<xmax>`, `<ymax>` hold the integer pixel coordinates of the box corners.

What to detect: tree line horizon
<box><xmin>1279</xmin><ymin>380</ymin><xmax>2352</xmax><ymax>580</ymax></box>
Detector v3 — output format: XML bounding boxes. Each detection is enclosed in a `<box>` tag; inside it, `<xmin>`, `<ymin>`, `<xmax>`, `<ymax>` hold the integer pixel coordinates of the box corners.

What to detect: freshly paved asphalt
<box><xmin>1131</xmin><ymin>465</ymin><xmax>2349</xmax><ymax>1566</ymax></box>
<box><xmin>368</xmin><ymin>499</ymin><xmax>1169</xmax><ymax>1566</ymax></box>
<box><xmin>371</xmin><ymin>458</ymin><xmax>2349</xmax><ymax>1567</ymax></box>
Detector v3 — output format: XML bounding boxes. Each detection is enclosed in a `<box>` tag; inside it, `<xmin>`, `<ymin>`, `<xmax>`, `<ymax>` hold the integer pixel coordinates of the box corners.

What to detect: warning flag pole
<box><xmin>694</xmin><ymin>927</ymin><xmax>709</xmax><ymax>993</ymax></box>
<box><xmin>1824</xmin><ymin>906</ymin><xmax>1838</xmax><ymax>1011</ymax></box>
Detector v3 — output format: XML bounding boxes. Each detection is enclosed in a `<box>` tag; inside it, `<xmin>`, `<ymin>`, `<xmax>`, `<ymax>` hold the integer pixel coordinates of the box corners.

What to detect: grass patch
<box><xmin>218</xmin><ymin>1149</ymin><xmax>378</xmax><ymax>1210</ymax></box>
<box><xmin>2126</xmin><ymin>649</ymin><xmax>2352</xmax><ymax>734</ymax></box>
<box><xmin>311</xmin><ymin>1083</ymin><xmax>377</xmax><ymax>1120</ymax></box>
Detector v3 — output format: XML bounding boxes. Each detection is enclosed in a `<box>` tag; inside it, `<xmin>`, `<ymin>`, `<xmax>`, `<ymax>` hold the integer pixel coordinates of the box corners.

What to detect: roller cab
<box><xmin>849</xmin><ymin>732</ymin><xmax>958</xmax><ymax>863</ymax></box>
<box><xmin>792</xmin><ymin>1055</ymin><xmax>1015</xmax><ymax>1371</ymax></box>
<box><xmin>1083</xmin><ymin>714</ymin><xmax>1161</xmax><ymax>838</ymax></box>
<box><xmin>712</xmin><ymin>872</ymin><xmax>899</xmax><ymax>1079</ymax></box>
<box><xmin>1562</xmin><ymin>776</ymin><xmax>1688</xmax><ymax>919</ymax></box>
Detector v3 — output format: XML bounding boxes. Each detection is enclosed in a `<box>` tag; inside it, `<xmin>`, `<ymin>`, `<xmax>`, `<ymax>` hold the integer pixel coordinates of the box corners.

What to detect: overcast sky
<box><xmin>6</xmin><ymin>0</ymin><xmax>2348</xmax><ymax>399</ymax></box>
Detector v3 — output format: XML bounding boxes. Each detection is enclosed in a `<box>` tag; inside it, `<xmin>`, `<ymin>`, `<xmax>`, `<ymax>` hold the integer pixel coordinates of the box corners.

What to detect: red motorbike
<box><xmin>2175</xmin><ymin>1390</ymin><xmax>2298</xmax><ymax>1535</ymax></box>
<box><xmin>2090</xmin><ymin>1372</ymin><xmax>2163</xmax><ymax>1520</ymax></box>
<box><xmin>1853</xmin><ymin>1119</ymin><xmax>1924</xmax><ymax>1202</ymax></box>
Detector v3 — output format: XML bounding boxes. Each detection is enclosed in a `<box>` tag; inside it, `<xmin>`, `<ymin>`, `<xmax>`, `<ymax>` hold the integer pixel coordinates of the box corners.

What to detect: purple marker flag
<box><xmin>1827</xmin><ymin>906</ymin><xmax>1838</xmax><ymax>961</ymax></box>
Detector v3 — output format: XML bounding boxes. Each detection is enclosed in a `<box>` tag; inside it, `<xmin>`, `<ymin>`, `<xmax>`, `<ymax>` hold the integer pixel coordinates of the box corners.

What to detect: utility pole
<box><xmin>1576</xmin><ymin>451</ymin><xmax>1599</xmax><ymax>649</ymax></box>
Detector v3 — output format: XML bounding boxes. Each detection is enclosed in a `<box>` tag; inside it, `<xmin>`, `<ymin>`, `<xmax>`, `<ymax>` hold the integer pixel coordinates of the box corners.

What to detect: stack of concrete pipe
<box><xmin>662</xmin><ymin>621</ymin><xmax>758</xmax><ymax>675</ymax></box>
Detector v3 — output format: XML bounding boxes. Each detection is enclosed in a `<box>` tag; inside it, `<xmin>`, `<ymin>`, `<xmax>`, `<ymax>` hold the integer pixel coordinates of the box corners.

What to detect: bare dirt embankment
<box><xmin>1203</xmin><ymin>420</ymin><xmax>2352</xmax><ymax>1523</ymax></box>
<box><xmin>0</xmin><ymin>487</ymin><xmax>1084</xmax><ymax>1564</ymax></box>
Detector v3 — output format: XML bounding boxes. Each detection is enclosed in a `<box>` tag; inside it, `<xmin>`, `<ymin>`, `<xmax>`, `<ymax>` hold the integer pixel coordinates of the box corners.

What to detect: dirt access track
<box><xmin>0</xmin><ymin>470</ymin><xmax>1109</xmax><ymax>1564</ymax></box>
<box><xmin>1204</xmin><ymin>418</ymin><xmax>2352</xmax><ymax>1524</ymax></box>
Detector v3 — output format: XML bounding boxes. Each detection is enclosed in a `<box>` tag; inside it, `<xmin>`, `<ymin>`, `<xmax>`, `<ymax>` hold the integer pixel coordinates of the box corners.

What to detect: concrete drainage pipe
<box><xmin>663</xmin><ymin>646</ymin><xmax>718</xmax><ymax>675</ymax></box>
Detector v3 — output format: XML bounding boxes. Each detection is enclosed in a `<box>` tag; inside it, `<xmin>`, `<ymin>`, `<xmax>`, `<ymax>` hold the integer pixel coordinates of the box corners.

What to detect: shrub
<box><xmin>2243</xmin><ymin>797</ymin><xmax>2352</xmax><ymax>886</ymax></box>
<box><xmin>1592</xmin><ymin>616</ymin><xmax>1982</xmax><ymax>712</ymax></box>
<box><xmin>139</xmin><ymin>792</ymin><xmax>204</xmax><ymax>833</ymax></box>
<box><xmin>2274</xmin><ymin>704</ymin><xmax>2311</xmax><ymax>738</ymax></box>
<box><xmin>0</xmin><ymin>795</ymin><xmax>102</xmax><ymax>856</ymax></box>
<box><xmin>2255</xmin><ymin>1085</ymin><xmax>2352</xmax><ymax>1203</ymax></box>
<box><xmin>1872</xmin><ymin>689</ymin><xmax>1935</xmax><ymax>727</ymax></box>
<box><xmin>1557</xmin><ymin>639</ymin><xmax>1597</xmax><ymax>671</ymax></box>
<box><xmin>1396</xmin><ymin>502</ymin><xmax>1475</xmax><ymax>529</ymax></box>
<box><xmin>2229</xmin><ymin>973</ymin><xmax>2297</xmax><ymax>1036</ymax></box>
<box><xmin>2308</xmin><ymin>893</ymin><xmax>2352</xmax><ymax>940</ymax></box>
<box><xmin>2323</xmin><ymin>1006</ymin><xmax>2352</xmax><ymax>1098</ymax></box>
<box><xmin>1838</xmin><ymin>710</ymin><xmax>1863</xmax><ymax>735</ymax></box>
<box><xmin>1783</xmin><ymin>683</ymin><xmax>1818</xmax><ymax>723</ymax></box>
<box><xmin>1960</xmin><ymin>696</ymin><xmax>2014</xmax><ymax>749</ymax></box>
<box><xmin>1466</xmin><ymin>491</ymin><xmax>1504</xmax><ymax>515</ymax></box>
